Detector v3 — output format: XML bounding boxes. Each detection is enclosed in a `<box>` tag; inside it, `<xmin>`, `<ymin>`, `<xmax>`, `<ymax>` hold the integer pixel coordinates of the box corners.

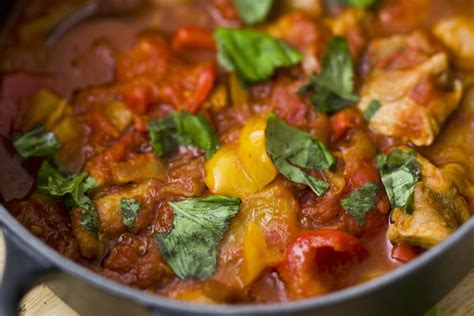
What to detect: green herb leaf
<box><xmin>341</xmin><ymin>181</ymin><xmax>380</xmax><ymax>225</ymax></box>
<box><xmin>214</xmin><ymin>28</ymin><xmax>303</xmax><ymax>83</ymax></box>
<box><xmin>376</xmin><ymin>149</ymin><xmax>421</xmax><ymax>213</ymax></box>
<box><xmin>423</xmin><ymin>307</ymin><xmax>443</xmax><ymax>316</ymax></box>
<box><xmin>36</xmin><ymin>159</ymin><xmax>98</xmax><ymax>235</ymax></box>
<box><xmin>155</xmin><ymin>195</ymin><xmax>241</xmax><ymax>279</ymax></box>
<box><xmin>120</xmin><ymin>198</ymin><xmax>140</xmax><ymax>229</ymax></box>
<box><xmin>234</xmin><ymin>0</ymin><xmax>274</xmax><ymax>24</ymax></box>
<box><xmin>299</xmin><ymin>36</ymin><xmax>358</xmax><ymax>113</ymax></box>
<box><xmin>325</xmin><ymin>0</ymin><xmax>381</xmax><ymax>9</ymax></box>
<box><xmin>265</xmin><ymin>114</ymin><xmax>334</xmax><ymax>196</ymax></box>
<box><xmin>347</xmin><ymin>0</ymin><xmax>381</xmax><ymax>8</ymax></box>
<box><xmin>148</xmin><ymin>111</ymin><xmax>220</xmax><ymax>159</ymax></box>
<box><xmin>363</xmin><ymin>99</ymin><xmax>382</xmax><ymax>121</ymax></box>
<box><xmin>12</xmin><ymin>125</ymin><xmax>60</xmax><ymax>159</ymax></box>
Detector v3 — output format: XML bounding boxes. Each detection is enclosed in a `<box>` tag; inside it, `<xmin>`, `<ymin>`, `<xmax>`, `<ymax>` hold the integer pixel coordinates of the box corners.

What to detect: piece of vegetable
<box><xmin>298</xmin><ymin>36</ymin><xmax>358</xmax><ymax>114</ymax></box>
<box><xmin>376</xmin><ymin>149</ymin><xmax>421</xmax><ymax>213</ymax></box>
<box><xmin>36</xmin><ymin>159</ymin><xmax>98</xmax><ymax>235</ymax></box>
<box><xmin>391</xmin><ymin>243</ymin><xmax>421</xmax><ymax>262</ymax></box>
<box><xmin>214</xmin><ymin>28</ymin><xmax>302</xmax><ymax>83</ymax></box>
<box><xmin>347</xmin><ymin>0</ymin><xmax>381</xmax><ymax>8</ymax></box>
<box><xmin>234</xmin><ymin>0</ymin><xmax>274</xmax><ymax>25</ymax></box>
<box><xmin>205</xmin><ymin>115</ymin><xmax>278</xmax><ymax>198</ymax></box>
<box><xmin>22</xmin><ymin>89</ymin><xmax>62</xmax><ymax>130</ymax></box>
<box><xmin>155</xmin><ymin>195</ymin><xmax>241</xmax><ymax>279</ymax></box>
<box><xmin>363</xmin><ymin>99</ymin><xmax>382</xmax><ymax>121</ymax></box>
<box><xmin>205</xmin><ymin>144</ymin><xmax>259</xmax><ymax>198</ymax></box>
<box><xmin>104</xmin><ymin>100</ymin><xmax>133</xmax><ymax>132</ymax></box>
<box><xmin>325</xmin><ymin>0</ymin><xmax>381</xmax><ymax>9</ymax></box>
<box><xmin>171</xmin><ymin>26</ymin><xmax>216</xmax><ymax>51</ymax></box>
<box><xmin>148</xmin><ymin>111</ymin><xmax>220</xmax><ymax>159</ymax></box>
<box><xmin>237</xmin><ymin>115</ymin><xmax>278</xmax><ymax>189</ymax></box>
<box><xmin>265</xmin><ymin>114</ymin><xmax>334</xmax><ymax>196</ymax></box>
<box><xmin>241</xmin><ymin>222</ymin><xmax>269</xmax><ymax>285</ymax></box>
<box><xmin>12</xmin><ymin>125</ymin><xmax>60</xmax><ymax>158</ymax></box>
<box><xmin>423</xmin><ymin>308</ymin><xmax>443</xmax><ymax>316</ymax></box>
<box><xmin>341</xmin><ymin>181</ymin><xmax>379</xmax><ymax>225</ymax></box>
<box><xmin>182</xmin><ymin>63</ymin><xmax>217</xmax><ymax>113</ymax></box>
<box><xmin>220</xmin><ymin>179</ymin><xmax>300</xmax><ymax>283</ymax></box>
<box><xmin>279</xmin><ymin>230</ymin><xmax>366</xmax><ymax>299</ymax></box>
<box><xmin>120</xmin><ymin>198</ymin><xmax>140</xmax><ymax>229</ymax></box>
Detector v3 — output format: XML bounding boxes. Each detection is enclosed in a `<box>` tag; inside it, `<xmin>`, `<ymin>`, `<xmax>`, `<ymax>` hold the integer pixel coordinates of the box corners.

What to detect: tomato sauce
<box><xmin>0</xmin><ymin>0</ymin><xmax>473</xmax><ymax>305</ymax></box>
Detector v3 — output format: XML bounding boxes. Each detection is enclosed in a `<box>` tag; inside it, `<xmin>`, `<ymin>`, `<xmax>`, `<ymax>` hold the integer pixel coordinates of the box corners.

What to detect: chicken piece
<box><xmin>358</xmin><ymin>47</ymin><xmax>462</xmax><ymax>146</ymax></box>
<box><xmin>95</xmin><ymin>181</ymin><xmax>158</xmax><ymax>239</ymax></box>
<box><xmin>434</xmin><ymin>17</ymin><xmax>474</xmax><ymax>70</ymax></box>
<box><xmin>70</xmin><ymin>207</ymin><xmax>104</xmax><ymax>259</ymax></box>
<box><xmin>363</xmin><ymin>31</ymin><xmax>438</xmax><ymax>73</ymax></box>
<box><xmin>102</xmin><ymin>235</ymin><xmax>173</xmax><ymax>289</ymax></box>
<box><xmin>387</xmin><ymin>154</ymin><xmax>471</xmax><ymax>249</ymax></box>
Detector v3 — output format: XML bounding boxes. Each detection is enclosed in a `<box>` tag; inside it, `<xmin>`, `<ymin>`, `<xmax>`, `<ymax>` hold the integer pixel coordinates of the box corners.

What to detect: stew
<box><xmin>1</xmin><ymin>0</ymin><xmax>473</xmax><ymax>304</ymax></box>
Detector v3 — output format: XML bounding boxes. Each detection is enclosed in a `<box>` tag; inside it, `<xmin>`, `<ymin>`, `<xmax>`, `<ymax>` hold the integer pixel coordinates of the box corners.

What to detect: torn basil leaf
<box><xmin>377</xmin><ymin>149</ymin><xmax>421</xmax><ymax>213</ymax></box>
<box><xmin>299</xmin><ymin>36</ymin><xmax>358</xmax><ymax>113</ymax></box>
<box><xmin>265</xmin><ymin>114</ymin><xmax>335</xmax><ymax>196</ymax></box>
<box><xmin>347</xmin><ymin>0</ymin><xmax>382</xmax><ymax>8</ymax></box>
<box><xmin>155</xmin><ymin>195</ymin><xmax>241</xmax><ymax>279</ymax></box>
<box><xmin>120</xmin><ymin>198</ymin><xmax>140</xmax><ymax>229</ymax></box>
<box><xmin>234</xmin><ymin>0</ymin><xmax>274</xmax><ymax>24</ymax></box>
<box><xmin>325</xmin><ymin>0</ymin><xmax>381</xmax><ymax>9</ymax></box>
<box><xmin>36</xmin><ymin>159</ymin><xmax>98</xmax><ymax>235</ymax></box>
<box><xmin>12</xmin><ymin>125</ymin><xmax>60</xmax><ymax>159</ymax></box>
<box><xmin>214</xmin><ymin>28</ymin><xmax>302</xmax><ymax>83</ymax></box>
<box><xmin>363</xmin><ymin>99</ymin><xmax>382</xmax><ymax>121</ymax></box>
<box><xmin>341</xmin><ymin>181</ymin><xmax>380</xmax><ymax>225</ymax></box>
<box><xmin>148</xmin><ymin>111</ymin><xmax>220</xmax><ymax>159</ymax></box>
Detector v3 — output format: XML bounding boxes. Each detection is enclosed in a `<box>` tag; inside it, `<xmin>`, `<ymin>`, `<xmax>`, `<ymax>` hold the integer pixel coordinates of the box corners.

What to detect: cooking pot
<box><xmin>1</xmin><ymin>1</ymin><xmax>474</xmax><ymax>315</ymax></box>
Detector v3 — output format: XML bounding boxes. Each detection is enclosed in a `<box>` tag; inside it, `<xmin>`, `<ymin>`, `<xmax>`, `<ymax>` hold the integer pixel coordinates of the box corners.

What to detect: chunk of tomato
<box><xmin>171</xmin><ymin>26</ymin><xmax>216</xmax><ymax>52</ymax></box>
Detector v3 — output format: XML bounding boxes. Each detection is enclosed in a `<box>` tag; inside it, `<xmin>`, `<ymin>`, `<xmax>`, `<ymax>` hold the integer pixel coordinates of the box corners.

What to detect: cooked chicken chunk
<box><xmin>387</xmin><ymin>154</ymin><xmax>471</xmax><ymax>248</ymax></box>
<box><xmin>358</xmin><ymin>32</ymin><xmax>463</xmax><ymax>146</ymax></box>
<box><xmin>95</xmin><ymin>181</ymin><xmax>158</xmax><ymax>238</ymax></box>
<box><xmin>434</xmin><ymin>17</ymin><xmax>474</xmax><ymax>70</ymax></box>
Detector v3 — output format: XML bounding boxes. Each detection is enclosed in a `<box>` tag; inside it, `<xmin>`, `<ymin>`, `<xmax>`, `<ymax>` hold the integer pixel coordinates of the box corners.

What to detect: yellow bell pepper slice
<box><xmin>238</xmin><ymin>115</ymin><xmax>278</xmax><ymax>188</ymax></box>
<box><xmin>241</xmin><ymin>221</ymin><xmax>269</xmax><ymax>286</ymax></box>
<box><xmin>23</xmin><ymin>89</ymin><xmax>61</xmax><ymax>130</ymax></box>
<box><xmin>104</xmin><ymin>100</ymin><xmax>133</xmax><ymax>132</ymax></box>
<box><xmin>204</xmin><ymin>115</ymin><xmax>277</xmax><ymax>198</ymax></box>
<box><xmin>205</xmin><ymin>144</ymin><xmax>258</xmax><ymax>198</ymax></box>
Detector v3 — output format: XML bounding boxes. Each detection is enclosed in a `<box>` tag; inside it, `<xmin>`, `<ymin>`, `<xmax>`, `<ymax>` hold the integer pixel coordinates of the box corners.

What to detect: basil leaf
<box><xmin>363</xmin><ymin>99</ymin><xmax>382</xmax><ymax>121</ymax></box>
<box><xmin>12</xmin><ymin>125</ymin><xmax>60</xmax><ymax>158</ymax></box>
<box><xmin>299</xmin><ymin>36</ymin><xmax>358</xmax><ymax>113</ymax></box>
<box><xmin>325</xmin><ymin>0</ymin><xmax>381</xmax><ymax>8</ymax></box>
<box><xmin>423</xmin><ymin>307</ymin><xmax>443</xmax><ymax>316</ymax></box>
<box><xmin>37</xmin><ymin>159</ymin><xmax>99</xmax><ymax>235</ymax></box>
<box><xmin>376</xmin><ymin>149</ymin><xmax>421</xmax><ymax>213</ymax></box>
<box><xmin>341</xmin><ymin>181</ymin><xmax>380</xmax><ymax>225</ymax></box>
<box><xmin>347</xmin><ymin>0</ymin><xmax>381</xmax><ymax>8</ymax></box>
<box><xmin>120</xmin><ymin>198</ymin><xmax>140</xmax><ymax>229</ymax></box>
<box><xmin>148</xmin><ymin>111</ymin><xmax>220</xmax><ymax>159</ymax></box>
<box><xmin>265</xmin><ymin>114</ymin><xmax>334</xmax><ymax>196</ymax></box>
<box><xmin>155</xmin><ymin>195</ymin><xmax>241</xmax><ymax>279</ymax></box>
<box><xmin>214</xmin><ymin>28</ymin><xmax>303</xmax><ymax>83</ymax></box>
<box><xmin>234</xmin><ymin>0</ymin><xmax>274</xmax><ymax>24</ymax></box>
